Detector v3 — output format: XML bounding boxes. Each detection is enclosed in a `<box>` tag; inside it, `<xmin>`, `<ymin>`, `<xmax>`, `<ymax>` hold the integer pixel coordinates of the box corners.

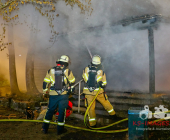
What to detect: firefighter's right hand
<box><xmin>98</xmin><ymin>81</ymin><xmax>105</xmax><ymax>88</ymax></box>
<box><xmin>70</xmin><ymin>85</ymin><xmax>75</xmax><ymax>92</ymax></box>
<box><xmin>67</xmin><ymin>86</ymin><xmax>75</xmax><ymax>94</ymax></box>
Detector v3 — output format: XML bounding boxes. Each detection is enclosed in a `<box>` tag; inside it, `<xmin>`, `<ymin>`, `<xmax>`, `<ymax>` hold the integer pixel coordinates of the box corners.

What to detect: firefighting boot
<box><xmin>109</xmin><ymin>114</ymin><xmax>118</xmax><ymax>120</ymax></box>
<box><xmin>42</xmin><ymin>123</ymin><xmax>49</xmax><ymax>134</ymax></box>
<box><xmin>41</xmin><ymin>128</ymin><xmax>48</xmax><ymax>134</ymax></box>
<box><xmin>90</xmin><ymin>124</ymin><xmax>97</xmax><ymax>128</ymax></box>
<box><xmin>57</xmin><ymin>128</ymin><xmax>67</xmax><ymax>135</ymax></box>
<box><xmin>57</xmin><ymin>126</ymin><xmax>67</xmax><ymax>135</ymax></box>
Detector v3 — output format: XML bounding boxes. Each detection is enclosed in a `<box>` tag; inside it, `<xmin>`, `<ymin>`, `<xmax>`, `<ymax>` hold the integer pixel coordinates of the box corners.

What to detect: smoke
<box><xmin>61</xmin><ymin>0</ymin><xmax>170</xmax><ymax>92</ymax></box>
<box><xmin>0</xmin><ymin>73</ymin><xmax>11</xmax><ymax>96</ymax></box>
<box><xmin>0</xmin><ymin>0</ymin><xmax>170</xmax><ymax>92</ymax></box>
<box><xmin>154</xmin><ymin>23</ymin><xmax>170</xmax><ymax>92</ymax></box>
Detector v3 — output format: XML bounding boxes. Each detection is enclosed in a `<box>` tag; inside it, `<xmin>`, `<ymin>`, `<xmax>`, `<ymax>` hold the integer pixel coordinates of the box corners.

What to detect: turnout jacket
<box><xmin>82</xmin><ymin>66</ymin><xmax>107</xmax><ymax>95</ymax></box>
<box><xmin>43</xmin><ymin>66</ymin><xmax>75</xmax><ymax>95</ymax></box>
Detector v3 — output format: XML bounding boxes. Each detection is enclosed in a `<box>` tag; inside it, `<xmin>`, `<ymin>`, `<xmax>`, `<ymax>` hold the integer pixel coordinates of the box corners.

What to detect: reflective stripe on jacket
<box><xmin>42</xmin><ymin>66</ymin><xmax>75</xmax><ymax>95</ymax></box>
<box><xmin>82</xmin><ymin>67</ymin><xmax>107</xmax><ymax>95</ymax></box>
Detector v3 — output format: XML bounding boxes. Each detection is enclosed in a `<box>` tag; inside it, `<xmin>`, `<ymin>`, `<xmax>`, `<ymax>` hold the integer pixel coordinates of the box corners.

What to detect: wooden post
<box><xmin>148</xmin><ymin>27</ymin><xmax>155</xmax><ymax>94</ymax></box>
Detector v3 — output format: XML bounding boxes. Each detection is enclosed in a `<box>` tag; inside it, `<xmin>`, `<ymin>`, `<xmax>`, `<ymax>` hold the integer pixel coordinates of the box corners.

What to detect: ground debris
<box><xmin>0</xmin><ymin>106</ymin><xmax>128</xmax><ymax>140</ymax></box>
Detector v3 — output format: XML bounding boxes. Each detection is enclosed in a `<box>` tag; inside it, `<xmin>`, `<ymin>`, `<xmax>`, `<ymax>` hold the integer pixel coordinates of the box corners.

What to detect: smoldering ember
<box><xmin>0</xmin><ymin>0</ymin><xmax>170</xmax><ymax>140</ymax></box>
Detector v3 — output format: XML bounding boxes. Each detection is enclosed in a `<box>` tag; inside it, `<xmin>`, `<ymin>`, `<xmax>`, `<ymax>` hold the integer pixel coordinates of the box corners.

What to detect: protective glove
<box><xmin>98</xmin><ymin>81</ymin><xmax>105</xmax><ymax>88</ymax></box>
<box><xmin>43</xmin><ymin>88</ymin><xmax>48</xmax><ymax>94</ymax></box>
<box><xmin>67</xmin><ymin>86</ymin><xmax>75</xmax><ymax>94</ymax></box>
<box><xmin>71</xmin><ymin>86</ymin><xmax>75</xmax><ymax>93</ymax></box>
<box><xmin>43</xmin><ymin>93</ymin><xmax>49</xmax><ymax>98</ymax></box>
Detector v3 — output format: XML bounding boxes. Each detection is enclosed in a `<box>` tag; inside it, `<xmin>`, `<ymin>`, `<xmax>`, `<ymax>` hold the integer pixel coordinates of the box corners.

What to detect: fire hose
<box><xmin>1</xmin><ymin>88</ymin><xmax>170</xmax><ymax>133</ymax></box>
<box><xmin>0</xmin><ymin>88</ymin><xmax>128</xmax><ymax>133</ymax></box>
<box><xmin>84</xmin><ymin>87</ymin><xmax>128</xmax><ymax>132</ymax></box>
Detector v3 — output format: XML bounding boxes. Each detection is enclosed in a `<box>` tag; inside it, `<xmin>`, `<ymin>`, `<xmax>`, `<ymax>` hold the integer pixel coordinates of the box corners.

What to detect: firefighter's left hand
<box><xmin>43</xmin><ymin>93</ymin><xmax>49</xmax><ymax>98</ymax></box>
<box><xmin>43</xmin><ymin>89</ymin><xmax>48</xmax><ymax>94</ymax></box>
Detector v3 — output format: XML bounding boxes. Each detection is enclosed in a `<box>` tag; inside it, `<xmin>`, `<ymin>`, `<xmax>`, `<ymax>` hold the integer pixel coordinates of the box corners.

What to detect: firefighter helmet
<box><xmin>92</xmin><ymin>55</ymin><xmax>101</xmax><ymax>65</ymax></box>
<box><xmin>58</xmin><ymin>55</ymin><xmax>69</xmax><ymax>63</ymax></box>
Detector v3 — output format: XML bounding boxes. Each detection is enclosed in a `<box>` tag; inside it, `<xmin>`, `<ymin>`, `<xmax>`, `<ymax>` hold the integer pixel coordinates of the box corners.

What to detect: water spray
<box><xmin>85</xmin><ymin>44</ymin><xmax>92</xmax><ymax>59</ymax></box>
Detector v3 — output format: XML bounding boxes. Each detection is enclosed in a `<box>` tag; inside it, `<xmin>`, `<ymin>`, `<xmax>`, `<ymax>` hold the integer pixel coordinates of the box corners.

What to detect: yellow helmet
<box><xmin>92</xmin><ymin>55</ymin><xmax>101</xmax><ymax>65</ymax></box>
<box><xmin>58</xmin><ymin>55</ymin><xmax>69</xmax><ymax>63</ymax></box>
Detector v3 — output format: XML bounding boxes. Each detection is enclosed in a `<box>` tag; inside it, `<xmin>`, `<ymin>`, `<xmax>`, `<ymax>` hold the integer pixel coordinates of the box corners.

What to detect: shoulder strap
<box><xmin>63</xmin><ymin>69</ymin><xmax>71</xmax><ymax>86</ymax></box>
<box><xmin>47</xmin><ymin>69</ymin><xmax>51</xmax><ymax>74</ymax></box>
<box><xmin>88</xmin><ymin>65</ymin><xmax>93</xmax><ymax>70</ymax></box>
<box><xmin>68</xmin><ymin>69</ymin><xmax>71</xmax><ymax>76</ymax></box>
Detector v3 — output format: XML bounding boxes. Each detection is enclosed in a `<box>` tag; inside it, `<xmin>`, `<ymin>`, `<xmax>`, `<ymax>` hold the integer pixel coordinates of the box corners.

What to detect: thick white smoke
<box><xmin>0</xmin><ymin>0</ymin><xmax>170</xmax><ymax>92</ymax></box>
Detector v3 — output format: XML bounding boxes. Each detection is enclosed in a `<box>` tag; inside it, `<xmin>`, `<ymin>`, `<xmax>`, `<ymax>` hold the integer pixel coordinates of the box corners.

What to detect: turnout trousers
<box><xmin>85</xmin><ymin>93</ymin><xmax>115</xmax><ymax>126</ymax></box>
<box><xmin>42</xmin><ymin>94</ymin><xmax>69</xmax><ymax>133</ymax></box>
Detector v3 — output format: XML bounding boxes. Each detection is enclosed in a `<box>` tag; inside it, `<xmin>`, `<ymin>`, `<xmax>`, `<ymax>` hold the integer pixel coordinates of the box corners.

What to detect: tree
<box><xmin>1</xmin><ymin>0</ymin><xmax>92</xmax><ymax>97</ymax></box>
<box><xmin>26</xmin><ymin>12</ymin><xmax>39</xmax><ymax>94</ymax></box>
<box><xmin>8</xmin><ymin>25</ymin><xmax>21</xmax><ymax>95</ymax></box>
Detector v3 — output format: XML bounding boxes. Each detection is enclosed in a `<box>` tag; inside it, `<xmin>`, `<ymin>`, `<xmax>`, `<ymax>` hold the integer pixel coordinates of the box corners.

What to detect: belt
<box><xmin>84</xmin><ymin>87</ymin><xmax>102</xmax><ymax>92</ymax></box>
<box><xmin>55</xmin><ymin>89</ymin><xmax>65</xmax><ymax>95</ymax></box>
<box><xmin>84</xmin><ymin>87</ymin><xmax>96</xmax><ymax>92</ymax></box>
<box><xmin>50</xmin><ymin>86</ymin><xmax>66</xmax><ymax>95</ymax></box>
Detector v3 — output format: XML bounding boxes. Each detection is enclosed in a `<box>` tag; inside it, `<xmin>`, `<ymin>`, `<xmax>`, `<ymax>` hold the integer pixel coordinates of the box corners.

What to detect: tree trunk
<box><xmin>26</xmin><ymin>49</ymin><xmax>39</xmax><ymax>94</ymax></box>
<box><xmin>26</xmin><ymin>13</ymin><xmax>39</xmax><ymax>94</ymax></box>
<box><xmin>8</xmin><ymin>25</ymin><xmax>21</xmax><ymax>95</ymax></box>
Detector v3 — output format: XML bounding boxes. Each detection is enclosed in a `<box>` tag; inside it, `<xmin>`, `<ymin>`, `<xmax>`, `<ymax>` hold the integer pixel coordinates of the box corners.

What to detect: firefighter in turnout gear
<box><xmin>82</xmin><ymin>55</ymin><xmax>116</xmax><ymax>127</ymax></box>
<box><xmin>42</xmin><ymin>55</ymin><xmax>75</xmax><ymax>135</ymax></box>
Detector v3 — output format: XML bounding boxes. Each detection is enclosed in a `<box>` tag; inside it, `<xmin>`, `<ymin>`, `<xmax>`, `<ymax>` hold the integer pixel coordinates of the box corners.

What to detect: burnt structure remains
<box><xmin>72</xmin><ymin>14</ymin><xmax>170</xmax><ymax>118</ymax></box>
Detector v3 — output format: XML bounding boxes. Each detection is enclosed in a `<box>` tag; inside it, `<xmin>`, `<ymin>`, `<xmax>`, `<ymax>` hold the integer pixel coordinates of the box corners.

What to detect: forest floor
<box><xmin>0</xmin><ymin>106</ymin><xmax>128</xmax><ymax>140</ymax></box>
<box><xmin>1</xmin><ymin>106</ymin><xmax>170</xmax><ymax>140</ymax></box>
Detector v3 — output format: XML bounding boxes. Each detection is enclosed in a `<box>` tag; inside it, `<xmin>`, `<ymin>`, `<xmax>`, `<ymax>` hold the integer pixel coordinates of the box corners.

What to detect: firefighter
<box><xmin>82</xmin><ymin>55</ymin><xmax>116</xmax><ymax>128</ymax></box>
<box><xmin>42</xmin><ymin>55</ymin><xmax>75</xmax><ymax>135</ymax></box>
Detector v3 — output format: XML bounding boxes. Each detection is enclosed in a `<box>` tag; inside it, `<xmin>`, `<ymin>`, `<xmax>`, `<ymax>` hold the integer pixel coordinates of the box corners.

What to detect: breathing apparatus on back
<box><xmin>86</xmin><ymin>55</ymin><xmax>104</xmax><ymax>92</ymax></box>
<box><xmin>51</xmin><ymin>55</ymin><xmax>71</xmax><ymax>95</ymax></box>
